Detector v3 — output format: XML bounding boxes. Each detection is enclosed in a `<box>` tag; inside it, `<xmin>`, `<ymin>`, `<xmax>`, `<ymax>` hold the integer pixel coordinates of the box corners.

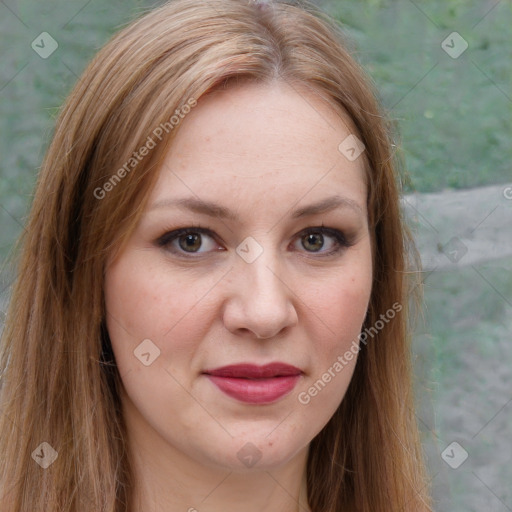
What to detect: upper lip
<box><xmin>204</xmin><ymin>363</ymin><xmax>302</xmax><ymax>379</ymax></box>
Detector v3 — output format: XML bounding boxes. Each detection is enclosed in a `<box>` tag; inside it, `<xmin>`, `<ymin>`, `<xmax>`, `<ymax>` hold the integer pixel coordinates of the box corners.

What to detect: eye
<box><xmin>293</xmin><ymin>226</ymin><xmax>352</xmax><ymax>256</ymax></box>
<box><xmin>156</xmin><ymin>226</ymin><xmax>221</xmax><ymax>255</ymax></box>
<box><xmin>156</xmin><ymin>225</ymin><xmax>353</xmax><ymax>257</ymax></box>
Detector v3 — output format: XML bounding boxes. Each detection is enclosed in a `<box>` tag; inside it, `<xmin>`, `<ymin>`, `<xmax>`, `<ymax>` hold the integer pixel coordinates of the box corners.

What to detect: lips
<box><xmin>203</xmin><ymin>363</ymin><xmax>302</xmax><ymax>404</ymax></box>
<box><xmin>205</xmin><ymin>363</ymin><xmax>302</xmax><ymax>379</ymax></box>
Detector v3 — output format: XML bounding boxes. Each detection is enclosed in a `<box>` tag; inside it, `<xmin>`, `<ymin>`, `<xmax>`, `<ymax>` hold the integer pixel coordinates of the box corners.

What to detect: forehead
<box><xmin>150</xmin><ymin>80</ymin><xmax>367</xmax><ymax>218</ymax></box>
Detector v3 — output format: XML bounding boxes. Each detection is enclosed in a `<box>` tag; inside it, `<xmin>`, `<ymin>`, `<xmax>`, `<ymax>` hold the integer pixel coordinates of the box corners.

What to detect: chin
<box><xmin>194</xmin><ymin>431</ymin><xmax>308</xmax><ymax>472</ymax></box>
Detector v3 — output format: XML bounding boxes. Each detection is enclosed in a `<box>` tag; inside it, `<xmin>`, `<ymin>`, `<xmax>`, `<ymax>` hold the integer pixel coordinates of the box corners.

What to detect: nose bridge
<box><xmin>243</xmin><ymin>243</ymin><xmax>283</xmax><ymax>297</ymax></box>
<box><xmin>223</xmin><ymin>235</ymin><xmax>297</xmax><ymax>338</ymax></box>
<box><xmin>240</xmin><ymin>235</ymin><xmax>287</xmax><ymax>300</ymax></box>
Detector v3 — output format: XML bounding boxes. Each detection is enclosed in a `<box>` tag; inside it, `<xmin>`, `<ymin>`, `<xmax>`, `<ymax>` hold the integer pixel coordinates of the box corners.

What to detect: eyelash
<box><xmin>155</xmin><ymin>224</ymin><xmax>354</xmax><ymax>258</ymax></box>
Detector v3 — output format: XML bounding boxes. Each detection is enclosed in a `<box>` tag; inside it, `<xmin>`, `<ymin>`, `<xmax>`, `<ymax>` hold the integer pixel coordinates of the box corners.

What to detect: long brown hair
<box><xmin>0</xmin><ymin>0</ymin><xmax>431</xmax><ymax>510</ymax></box>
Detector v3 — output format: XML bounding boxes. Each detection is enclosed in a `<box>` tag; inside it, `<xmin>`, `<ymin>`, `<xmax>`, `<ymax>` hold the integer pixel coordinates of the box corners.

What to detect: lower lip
<box><xmin>206</xmin><ymin>374</ymin><xmax>301</xmax><ymax>404</ymax></box>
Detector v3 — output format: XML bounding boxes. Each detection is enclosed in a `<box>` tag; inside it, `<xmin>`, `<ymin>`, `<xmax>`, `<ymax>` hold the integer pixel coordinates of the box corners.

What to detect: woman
<box><xmin>0</xmin><ymin>0</ymin><xmax>432</xmax><ymax>510</ymax></box>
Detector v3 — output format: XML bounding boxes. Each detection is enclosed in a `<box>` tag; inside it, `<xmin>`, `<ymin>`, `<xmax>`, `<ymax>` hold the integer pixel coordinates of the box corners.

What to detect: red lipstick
<box><xmin>204</xmin><ymin>363</ymin><xmax>302</xmax><ymax>404</ymax></box>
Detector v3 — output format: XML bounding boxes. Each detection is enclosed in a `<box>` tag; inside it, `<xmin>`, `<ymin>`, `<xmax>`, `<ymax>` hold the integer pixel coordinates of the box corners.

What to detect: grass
<box><xmin>321</xmin><ymin>0</ymin><xmax>512</xmax><ymax>193</ymax></box>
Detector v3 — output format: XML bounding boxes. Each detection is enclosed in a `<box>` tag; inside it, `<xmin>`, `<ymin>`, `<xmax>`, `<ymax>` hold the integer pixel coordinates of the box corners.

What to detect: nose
<box><xmin>221</xmin><ymin>245</ymin><xmax>298</xmax><ymax>340</ymax></box>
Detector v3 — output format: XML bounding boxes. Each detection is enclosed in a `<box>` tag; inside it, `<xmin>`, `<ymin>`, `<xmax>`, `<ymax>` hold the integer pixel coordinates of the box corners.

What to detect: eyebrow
<box><xmin>147</xmin><ymin>195</ymin><xmax>363</xmax><ymax>221</ymax></box>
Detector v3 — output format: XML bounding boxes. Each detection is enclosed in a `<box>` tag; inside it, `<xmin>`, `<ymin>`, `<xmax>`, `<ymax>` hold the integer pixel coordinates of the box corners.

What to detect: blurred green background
<box><xmin>1</xmin><ymin>1</ymin><xmax>511</xmax><ymax>511</ymax></box>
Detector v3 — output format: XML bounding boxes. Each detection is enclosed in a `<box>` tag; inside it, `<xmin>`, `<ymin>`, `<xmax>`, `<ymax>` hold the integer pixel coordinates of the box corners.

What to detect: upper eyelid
<box><xmin>159</xmin><ymin>225</ymin><xmax>343</xmax><ymax>240</ymax></box>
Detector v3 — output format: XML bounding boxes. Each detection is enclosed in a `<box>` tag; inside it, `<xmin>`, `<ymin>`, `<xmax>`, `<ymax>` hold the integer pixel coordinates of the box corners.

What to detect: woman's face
<box><xmin>104</xmin><ymin>80</ymin><xmax>373</xmax><ymax>472</ymax></box>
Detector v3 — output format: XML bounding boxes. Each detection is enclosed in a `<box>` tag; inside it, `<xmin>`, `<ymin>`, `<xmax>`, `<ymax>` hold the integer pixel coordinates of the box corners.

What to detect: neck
<box><xmin>129</xmin><ymin>443</ymin><xmax>311</xmax><ymax>512</ymax></box>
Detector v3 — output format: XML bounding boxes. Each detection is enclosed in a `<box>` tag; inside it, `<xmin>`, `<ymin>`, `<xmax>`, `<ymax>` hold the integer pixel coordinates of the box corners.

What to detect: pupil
<box><xmin>304</xmin><ymin>233</ymin><xmax>323</xmax><ymax>252</ymax></box>
<box><xmin>180</xmin><ymin>233</ymin><xmax>201</xmax><ymax>252</ymax></box>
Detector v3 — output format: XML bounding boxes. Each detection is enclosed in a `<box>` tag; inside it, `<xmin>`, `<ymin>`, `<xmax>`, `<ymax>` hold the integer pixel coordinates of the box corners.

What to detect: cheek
<box><xmin>103</xmin><ymin>250</ymin><xmax>230</xmax><ymax>388</ymax></box>
<box><xmin>104</xmin><ymin>262</ymin><xmax>162</xmax><ymax>347</ymax></box>
<box><xmin>104</xmin><ymin>253</ymin><xmax>201</xmax><ymax>365</ymax></box>
<box><xmin>295</xmin><ymin>261</ymin><xmax>371</xmax><ymax>425</ymax></box>
<box><xmin>312</xmin><ymin>255</ymin><xmax>372</xmax><ymax>340</ymax></box>
<box><xmin>304</xmin><ymin>249</ymin><xmax>372</xmax><ymax>379</ymax></box>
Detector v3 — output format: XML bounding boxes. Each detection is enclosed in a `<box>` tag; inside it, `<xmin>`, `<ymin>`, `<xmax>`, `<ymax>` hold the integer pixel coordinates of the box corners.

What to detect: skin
<box><xmin>104</xmin><ymin>80</ymin><xmax>373</xmax><ymax>512</ymax></box>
